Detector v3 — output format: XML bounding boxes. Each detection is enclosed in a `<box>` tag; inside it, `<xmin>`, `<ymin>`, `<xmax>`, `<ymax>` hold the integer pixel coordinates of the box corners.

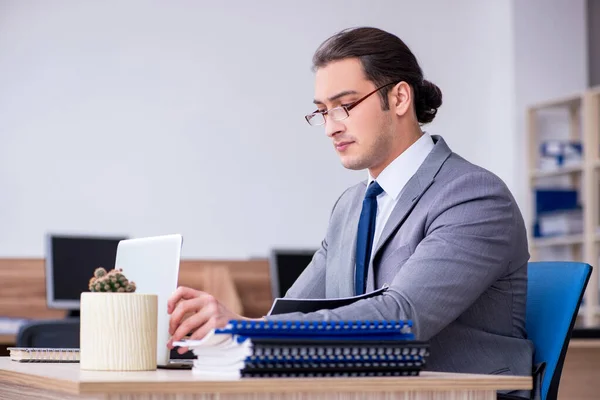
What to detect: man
<box><xmin>167</xmin><ymin>27</ymin><xmax>533</xmax><ymax>397</ymax></box>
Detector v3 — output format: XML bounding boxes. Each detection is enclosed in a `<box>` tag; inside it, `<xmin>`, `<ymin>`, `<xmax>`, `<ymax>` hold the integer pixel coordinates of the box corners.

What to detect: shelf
<box><xmin>577</xmin><ymin>305</ymin><xmax>600</xmax><ymax>317</ymax></box>
<box><xmin>532</xmin><ymin>234</ymin><xmax>584</xmax><ymax>248</ymax></box>
<box><xmin>532</xmin><ymin>231</ymin><xmax>600</xmax><ymax>248</ymax></box>
<box><xmin>529</xmin><ymin>93</ymin><xmax>583</xmax><ymax>110</ymax></box>
<box><xmin>569</xmin><ymin>339</ymin><xmax>600</xmax><ymax>349</ymax></box>
<box><xmin>529</xmin><ymin>164</ymin><xmax>583</xmax><ymax>179</ymax></box>
<box><xmin>527</xmin><ymin>87</ymin><xmax>600</xmax><ymax>329</ymax></box>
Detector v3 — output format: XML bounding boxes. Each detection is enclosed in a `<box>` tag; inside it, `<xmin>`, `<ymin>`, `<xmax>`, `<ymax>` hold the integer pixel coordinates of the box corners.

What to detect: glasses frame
<box><xmin>305</xmin><ymin>82</ymin><xmax>398</xmax><ymax>126</ymax></box>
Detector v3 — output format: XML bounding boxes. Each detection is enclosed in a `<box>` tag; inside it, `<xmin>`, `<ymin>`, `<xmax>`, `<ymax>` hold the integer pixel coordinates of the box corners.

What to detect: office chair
<box><xmin>526</xmin><ymin>261</ymin><xmax>592</xmax><ymax>400</ymax></box>
<box><xmin>16</xmin><ymin>318</ymin><xmax>80</xmax><ymax>348</ymax></box>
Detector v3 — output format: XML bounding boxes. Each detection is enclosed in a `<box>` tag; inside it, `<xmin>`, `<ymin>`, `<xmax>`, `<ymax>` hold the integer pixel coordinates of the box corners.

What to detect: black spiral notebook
<box><xmin>243</xmin><ymin>338</ymin><xmax>429</xmax><ymax>377</ymax></box>
<box><xmin>241</xmin><ymin>365</ymin><xmax>422</xmax><ymax>378</ymax></box>
<box><xmin>248</xmin><ymin>338</ymin><xmax>428</xmax><ymax>361</ymax></box>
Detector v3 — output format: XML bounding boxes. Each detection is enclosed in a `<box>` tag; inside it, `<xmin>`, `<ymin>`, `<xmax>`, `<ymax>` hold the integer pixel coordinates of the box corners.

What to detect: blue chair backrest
<box><xmin>527</xmin><ymin>261</ymin><xmax>592</xmax><ymax>400</ymax></box>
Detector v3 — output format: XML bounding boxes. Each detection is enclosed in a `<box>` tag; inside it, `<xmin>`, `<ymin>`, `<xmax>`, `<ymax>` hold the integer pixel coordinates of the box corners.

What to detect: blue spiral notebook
<box><xmin>216</xmin><ymin>319</ymin><xmax>415</xmax><ymax>341</ymax></box>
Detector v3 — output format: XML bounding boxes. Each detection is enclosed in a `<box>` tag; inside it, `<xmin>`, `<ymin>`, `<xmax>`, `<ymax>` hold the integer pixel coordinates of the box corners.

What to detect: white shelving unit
<box><xmin>527</xmin><ymin>86</ymin><xmax>600</xmax><ymax>328</ymax></box>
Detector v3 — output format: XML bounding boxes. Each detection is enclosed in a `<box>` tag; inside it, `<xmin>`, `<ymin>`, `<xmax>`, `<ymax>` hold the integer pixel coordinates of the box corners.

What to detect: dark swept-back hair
<box><xmin>312</xmin><ymin>27</ymin><xmax>442</xmax><ymax>124</ymax></box>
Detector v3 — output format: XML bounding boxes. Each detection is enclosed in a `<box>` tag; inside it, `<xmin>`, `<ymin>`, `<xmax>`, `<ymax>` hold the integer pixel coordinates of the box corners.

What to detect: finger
<box><xmin>169</xmin><ymin>297</ymin><xmax>203</xmax><ymax>335</ymax></box>
<box><xmin>167</xmin><ymin>286</ymin><xmax>202</xmax><ymax>314</ymax></box>
<box><xmin>178</xmin><ymin>317</ymin><xmax>220</xmax><ymax>354</ymax></box>
<box><xmin>171</xmin><ymin>300</ymin><xmax>217</xmax><ymax>344</ymax></box>
<box><xmin>167</xmin><ymin>335</ymin><xmax>191</xmax><ymax>350</ymax></box>
<box><xmin>167</xmin><ymin>339</ymin><xmax>176</xmax><ymax>350</ymax></box>
<box><xmin>188</xmin><ymin>317</ymin><xmax>219</xmax><ymax>341</ymax></box>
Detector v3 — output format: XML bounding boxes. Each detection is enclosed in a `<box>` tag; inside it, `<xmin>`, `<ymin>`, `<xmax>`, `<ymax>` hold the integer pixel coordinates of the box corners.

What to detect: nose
<box><xmin>325</xmin><ymin>117</ymin><xmax>345</xmax><ymax>138</ymax></box>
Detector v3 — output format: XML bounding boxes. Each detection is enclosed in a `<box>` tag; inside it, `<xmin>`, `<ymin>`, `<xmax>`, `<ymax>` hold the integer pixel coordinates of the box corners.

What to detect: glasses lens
<box><xmin>306</xmin><ymin>112</ymin><xmax>325</xmax><ymax>126</ymax></box>
<box><xmin>329</xmin><ymin>107</ymin><xmax>349</xmax><ymax>121</ymax></box>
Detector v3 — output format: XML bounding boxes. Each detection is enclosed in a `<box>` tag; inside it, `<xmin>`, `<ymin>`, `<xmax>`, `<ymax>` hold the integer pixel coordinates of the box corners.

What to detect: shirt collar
<box><xmin>367</xmin><ymin>132</ymin><xmax>435</xmax><ymax>201</ymax></box>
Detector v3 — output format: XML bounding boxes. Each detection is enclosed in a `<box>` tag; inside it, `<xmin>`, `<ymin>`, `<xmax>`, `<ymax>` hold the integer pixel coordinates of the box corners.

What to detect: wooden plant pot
<box><xmin>80</xmin><ymin>292</ymin><xmax>158</xmax><ymax>371</ymax></box>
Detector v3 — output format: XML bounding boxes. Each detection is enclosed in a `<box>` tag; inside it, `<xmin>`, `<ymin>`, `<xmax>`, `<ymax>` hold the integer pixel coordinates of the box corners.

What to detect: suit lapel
<box><xmin>338</xmin><ymin>184</ymin><xmax>366</xmax><ymax>298</ymax></box>
<box><xmin>372</xmin><ymin>135</ymin><xmax>452</xmax><ymax>259</ymax></box>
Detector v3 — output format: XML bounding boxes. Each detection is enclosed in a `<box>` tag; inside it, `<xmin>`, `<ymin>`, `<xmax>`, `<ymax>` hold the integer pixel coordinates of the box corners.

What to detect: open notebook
<box><xmin>268</xmin><ymin>285</ymin><xmax>388</xmax><ymax>315</ymax></box>
<box><xmin>7</xmin><ymin>347</ymin><xmax>80</xmax><ymax>363</ymax></box>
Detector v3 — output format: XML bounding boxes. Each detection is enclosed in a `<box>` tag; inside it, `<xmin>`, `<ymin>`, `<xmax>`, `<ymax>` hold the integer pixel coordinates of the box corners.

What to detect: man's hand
<box><xmin>166</xmin><ymin>286</ymin><xmax>244</xmax><ymax>354</ymax></box>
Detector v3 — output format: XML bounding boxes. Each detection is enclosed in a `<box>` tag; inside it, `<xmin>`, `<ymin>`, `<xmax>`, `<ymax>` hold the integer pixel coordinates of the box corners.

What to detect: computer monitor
<box><xmin>269</xmin><ymin>248</ymin><xmax>317</xmax><ymax>299</ymax></box>
<box><xmin>45</xmin><ymin>234</ymin><xmax>128</xmax><ymax>311</ymax></box>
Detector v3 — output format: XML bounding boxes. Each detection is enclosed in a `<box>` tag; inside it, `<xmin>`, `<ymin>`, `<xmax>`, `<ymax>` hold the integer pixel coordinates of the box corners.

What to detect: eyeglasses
<box><xmin>304</xmin><ymin>82</ymin><xmax>397</xmax><ymax>126</ymax></box>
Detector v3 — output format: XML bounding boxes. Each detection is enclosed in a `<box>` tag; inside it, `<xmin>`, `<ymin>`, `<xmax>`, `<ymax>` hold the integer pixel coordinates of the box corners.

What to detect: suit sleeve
<box><xmin>266</xmin><ymin>172</ymin><xmax>518</xmax><ymax>341</ymax></box>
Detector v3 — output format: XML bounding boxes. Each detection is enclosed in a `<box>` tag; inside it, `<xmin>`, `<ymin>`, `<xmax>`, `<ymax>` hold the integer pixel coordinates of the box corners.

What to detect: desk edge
<box><xmin>77</xmin><ymin>375</ymin><xmax>532</xmax><ymax>394</ymax></box>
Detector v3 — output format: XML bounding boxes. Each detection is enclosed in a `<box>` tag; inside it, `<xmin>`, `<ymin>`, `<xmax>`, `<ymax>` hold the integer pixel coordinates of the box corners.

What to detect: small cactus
<box><xmin>89</xmin><ymin>267</ymin><xmax>136</xmax><ymax>293</ymax></box>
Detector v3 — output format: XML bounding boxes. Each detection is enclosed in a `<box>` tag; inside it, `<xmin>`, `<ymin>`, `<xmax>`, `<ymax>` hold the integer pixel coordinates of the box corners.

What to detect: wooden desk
<box><xmin>0</xmin><ymin>358</ymin><xmax>531</xmax><ymax>400</ymax></box>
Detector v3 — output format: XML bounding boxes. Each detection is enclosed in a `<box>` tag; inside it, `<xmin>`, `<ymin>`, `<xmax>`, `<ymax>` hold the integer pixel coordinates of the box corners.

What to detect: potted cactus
<box><xmin>88</xmin><ymin>267</ymin><xmax>137</xmax><ymax>293</ymax></box>
<box><xmin>80</xmin><ymin>267</ymin><xmax>158</xmax><ymax>371</ymax></box>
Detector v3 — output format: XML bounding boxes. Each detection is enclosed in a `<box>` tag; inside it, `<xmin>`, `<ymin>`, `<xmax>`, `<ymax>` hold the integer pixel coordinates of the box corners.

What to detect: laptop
<box><xmin>115</xmin><ymin>234</ymin><xmax>187</xmax><ymax>368</ymax></box>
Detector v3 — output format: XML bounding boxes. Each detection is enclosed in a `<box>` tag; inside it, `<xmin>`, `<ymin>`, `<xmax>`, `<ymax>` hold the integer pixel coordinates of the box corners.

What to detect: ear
<box><xmin>390</xmin><ymin>81</ymin><xmax>412</xmax><ymax>117</ymax></box>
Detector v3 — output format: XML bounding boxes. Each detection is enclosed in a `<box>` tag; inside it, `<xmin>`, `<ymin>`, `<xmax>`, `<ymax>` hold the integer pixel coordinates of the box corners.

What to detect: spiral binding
<box><xmin>226</xmin><ymin>320</ymin><xmax>411</xmax><ymax>331</ymax></box>
<box><xmin>218</xmin><ymin>320</ymin><xmax>414</xmax><ymax>340</ymax></box>
<box><xmin>241</xmin><ymin>368</ymin><xmax>421</xmax><ymax>378</ymax></box>
<box><xmin>252</xmin><ymin>341</ymin><xmax>426</xmax><ymax>355</ymax></box>
<box><xmin>7</xmin><ymin>347</ymin><xmax>80</xmax><ymax>363</ymax></box>
<box><xmin>246</xmin><ymin>353</ymin><xmax>426</xmax><ymax>364</ymax></box>
<box><xmin>245</xmin><ymin>361</ymin><xmax>425</xmax><ymax>370</ymax></box>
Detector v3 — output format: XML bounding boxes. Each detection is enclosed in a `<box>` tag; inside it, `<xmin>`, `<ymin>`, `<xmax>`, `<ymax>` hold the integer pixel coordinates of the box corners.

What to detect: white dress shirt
<box><xmin>367</xmin><ymin>132</ymin><xmax>435</xmax><ymax>264</ymax></box>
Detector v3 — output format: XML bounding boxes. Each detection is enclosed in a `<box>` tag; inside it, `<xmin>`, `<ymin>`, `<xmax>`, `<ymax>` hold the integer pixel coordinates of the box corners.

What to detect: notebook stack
<box><xmin>174</xmin><ymin>329</ymin><xmax>253</xmax><ymax>380</ymax></box>
<box><xmin>174</xmin><ymin>320</ymin><xmax>429</xmax><ymax>379</ymax></box>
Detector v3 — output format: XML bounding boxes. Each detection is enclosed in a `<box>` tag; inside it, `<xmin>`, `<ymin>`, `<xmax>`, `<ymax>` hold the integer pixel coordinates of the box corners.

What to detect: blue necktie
<box><xmin>355</xmin><ymin>181</ymin><xmax>384</xmax><ymax>295</ymax></box>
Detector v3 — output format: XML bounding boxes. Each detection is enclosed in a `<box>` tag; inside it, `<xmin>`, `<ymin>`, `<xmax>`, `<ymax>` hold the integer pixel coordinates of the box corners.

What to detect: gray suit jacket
<box><xmin>267</xmin><ymin>135</ymin><xmax>534</xmax><ymax>385</ymax></box>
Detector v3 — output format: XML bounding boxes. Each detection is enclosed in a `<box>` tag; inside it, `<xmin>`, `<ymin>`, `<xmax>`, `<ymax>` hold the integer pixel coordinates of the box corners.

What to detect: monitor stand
<box><xmin>66</xmin><ymin>309</ymin><xmax>80</xmax><ymax>318</ymax></box>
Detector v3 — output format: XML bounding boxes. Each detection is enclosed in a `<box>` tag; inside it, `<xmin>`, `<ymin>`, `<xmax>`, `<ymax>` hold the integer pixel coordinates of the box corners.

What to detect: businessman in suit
<box><xmin>167</xmin><ymin>27</ymin><xmax>534</xmax><ymax>397</ymax></box>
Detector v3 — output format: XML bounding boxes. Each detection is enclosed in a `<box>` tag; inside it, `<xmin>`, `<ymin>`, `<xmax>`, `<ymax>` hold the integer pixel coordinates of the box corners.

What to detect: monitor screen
<box><xmin>269</xmin><ymin>249</ymin><xmax>316</xmax><ymax>299</ymax></box>
<box><xmin>45</xmin><ymin>234</ymin><xmax>127</xmax><ymax>309</ymax></box>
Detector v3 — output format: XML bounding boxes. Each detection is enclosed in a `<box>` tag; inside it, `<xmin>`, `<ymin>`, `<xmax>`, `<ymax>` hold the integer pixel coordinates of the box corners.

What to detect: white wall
<box><xmin>512</xmin><ymin>0</ymin><xmax>588</xmax><ymax>233</ymax></box>
<box><xmin>0</xmin><ymin>1</ymin><xmax>528</xmax><ymax>258</ymax></box>
<box><xmin>589</xmin><ymin>0</ymin><xmax>600</xmax><ymax>86</ymax></box>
